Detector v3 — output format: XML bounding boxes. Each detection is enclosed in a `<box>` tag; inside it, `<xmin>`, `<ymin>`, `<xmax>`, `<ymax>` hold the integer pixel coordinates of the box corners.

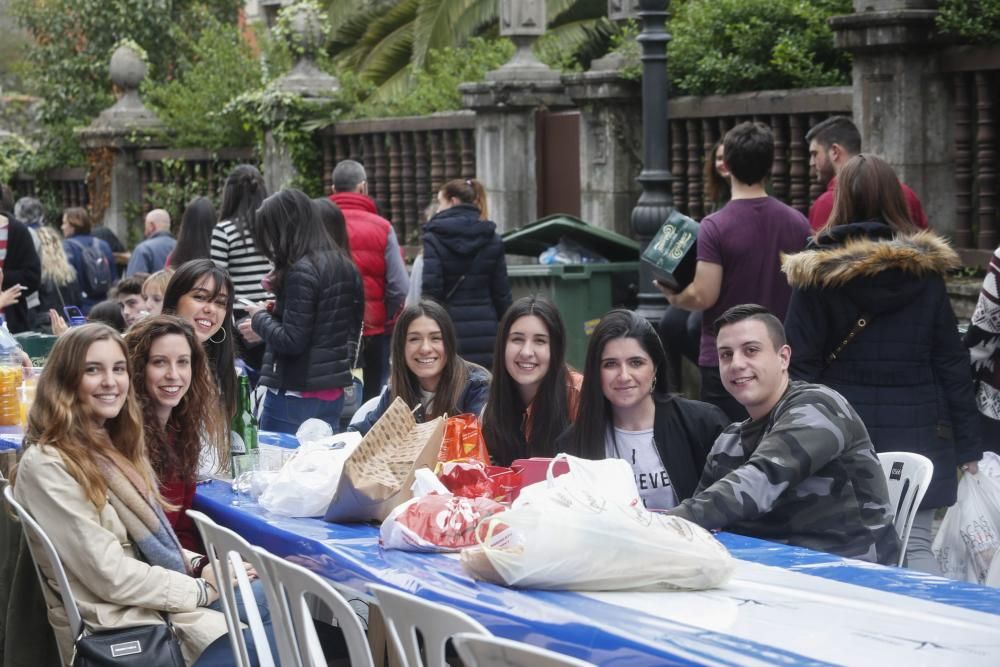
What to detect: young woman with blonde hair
<box><xmin>9</xmin><ymin>324</ymin><xmax>270</xmax><ymax>666</ymax></box>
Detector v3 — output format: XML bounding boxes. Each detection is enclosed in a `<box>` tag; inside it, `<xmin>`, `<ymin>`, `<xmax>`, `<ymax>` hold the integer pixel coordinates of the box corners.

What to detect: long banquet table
<box><xmin>193</xmin><ymin>434</ymin><xmax>1000</xmax><ymax>667</ymax></box>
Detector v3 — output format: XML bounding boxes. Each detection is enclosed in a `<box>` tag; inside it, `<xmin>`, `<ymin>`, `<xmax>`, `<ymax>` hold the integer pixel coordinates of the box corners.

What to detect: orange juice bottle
<box><xmin>0</xmin><ymin>320</ymin><xmax>22</xmax><ymax>426</ymax></box>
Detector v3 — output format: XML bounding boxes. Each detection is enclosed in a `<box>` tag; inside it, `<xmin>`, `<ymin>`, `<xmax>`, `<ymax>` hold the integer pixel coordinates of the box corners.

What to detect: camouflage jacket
<box><xmin>667</xmin><ymin>381</ymin><xmax>900</xmax><ymax>565</ymax></box>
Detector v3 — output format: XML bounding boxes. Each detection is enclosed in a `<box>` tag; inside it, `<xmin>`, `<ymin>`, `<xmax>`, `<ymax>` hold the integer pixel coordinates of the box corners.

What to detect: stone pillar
<box><xmin>563</xmin><ymin>72</ymin><xmax>641</xmax><ymax>236</ymax></box>
<box><xmin>264</xmin><ymin>1</ymin><xmax>338</xmax><ymax>194</ymax></box>
<box><xmin>460</xmin><ymin>0</ymin><xmax>569</xmax><ymax>232</ymax></box>
<box><xmin>830</xmin><ymin>0</ymin><xmax>954</xmax><ymax>235</ymax></box>
<box><xmin>77</xmin><ymin>44</ymin><xmax>164</xmax><ymax>243</ymax></box>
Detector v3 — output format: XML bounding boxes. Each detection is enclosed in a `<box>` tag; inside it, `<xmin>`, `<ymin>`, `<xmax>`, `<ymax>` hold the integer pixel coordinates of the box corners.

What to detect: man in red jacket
<box><xmin>806</xmin><ymin>116</ymin><xmax>928</xmax><ymax>232</ymax></box>
<box><xmin>330</xmin><ymin>160</ymin><xmax>409</xmax><ymax>401</ymax></box>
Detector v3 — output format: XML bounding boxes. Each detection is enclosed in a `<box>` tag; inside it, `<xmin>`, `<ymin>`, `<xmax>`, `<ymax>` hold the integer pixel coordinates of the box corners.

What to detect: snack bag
<box><xmin>437</xmin><ymin>460</ymin><xmax>524</xmax><ymax>504</ymax></box>
<box><xmin>381</xmin><ymin>493</ymin><xmax>506</xmax><ymax>552</ymax></box>
<box><xmin>438</xmin><ymin>414</ymin><xmax>490</xmax><ymax>465</ymax></box>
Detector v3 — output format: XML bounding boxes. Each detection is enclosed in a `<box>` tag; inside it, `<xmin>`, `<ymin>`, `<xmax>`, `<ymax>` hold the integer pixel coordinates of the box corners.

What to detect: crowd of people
<box><xmin>0</xmin><ymin>114</ymin><xmax>995</xmax><ymax>665</ymax></box>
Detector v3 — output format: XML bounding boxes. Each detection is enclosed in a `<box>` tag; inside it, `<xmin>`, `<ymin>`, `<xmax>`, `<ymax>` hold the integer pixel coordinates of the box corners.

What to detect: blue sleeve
<box><xmin>105</xmin><ymin>241</ymin><xmax>119</xmax><ymax>281</ymax></box>
<box><xmin>422</xmin><ymin>236</ymin><xmax>444</xmax><ymax>300</ymax></box>
<box><xmin>125</xmin><ymin>245</ymin><xmax>148</xmax><ymax>276</ymax></box>
<box><xmin>460</xmin><ymin>372</ymin><xmax>491</xmax><ymax>416</ymax></box>
<box><xmin>489</xmin><ymin>237</ymin><xmax>512</xmax><ymax>319</ymax></box>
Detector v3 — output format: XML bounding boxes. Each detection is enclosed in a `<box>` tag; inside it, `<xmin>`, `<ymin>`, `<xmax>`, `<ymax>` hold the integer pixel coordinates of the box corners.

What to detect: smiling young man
<box><xmin>665</xmin><ymin>304</ymin><xmax>900</xmax><ymax>565</ymax></box>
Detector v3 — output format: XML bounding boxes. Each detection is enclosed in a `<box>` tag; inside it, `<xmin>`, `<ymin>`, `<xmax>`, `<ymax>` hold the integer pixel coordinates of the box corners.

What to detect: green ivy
<box><xmin>0</xmin><ymin>133</ymin><xmax>35</xmax><ymax>183</ymax></box>
<box><xmin>937</xmin><ymin>0</ymin><xmax>1000</xmax><ymax>42</ymax></box>
<box><xmin>667</xmin><ymin>0</ymin><xmax>852</xmax><ymax>96</ymax></box>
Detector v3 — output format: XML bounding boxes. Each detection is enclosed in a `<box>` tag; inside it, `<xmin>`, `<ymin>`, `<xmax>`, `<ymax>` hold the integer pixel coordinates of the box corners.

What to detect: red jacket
<box><xmin>808</xmin><ymin>176</ymin><xmax>928</xmax><ymax>232</ymax></box>
<box><xmin>330</xmin><ymin>192</ymin><xmax>392</xmax><ymax>335</ymax></box>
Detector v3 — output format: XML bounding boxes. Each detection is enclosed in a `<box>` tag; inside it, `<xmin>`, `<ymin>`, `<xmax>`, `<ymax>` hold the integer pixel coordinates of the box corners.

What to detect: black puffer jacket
<box><xmin>783</xmin><ymin>222</ymin><xmax>981</xmax><ymax>509</ymax></box>
<box><xmin>252</xmin><ymin>250</ymin><xmax>364</xmax><ymax>392</ymax></box>
<box><xmin>422</xmin><ymin>204</ymin><xmax>512</xmax><ymax>368</ymax></box>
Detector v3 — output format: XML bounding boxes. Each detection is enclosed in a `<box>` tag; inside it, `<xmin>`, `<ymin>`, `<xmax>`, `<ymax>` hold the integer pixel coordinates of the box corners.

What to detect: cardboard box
<box><xmin>641</xmin><ymin>210</ymin><xmax>700</xmax><ymax>292</ymax></box>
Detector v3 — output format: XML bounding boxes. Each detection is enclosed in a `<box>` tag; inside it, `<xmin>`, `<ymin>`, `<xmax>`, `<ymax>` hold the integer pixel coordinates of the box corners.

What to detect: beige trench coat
<box><xmin>13</xmin><ymin>445</ymin><xmax>228</xmax><ymax>666</ymax></box>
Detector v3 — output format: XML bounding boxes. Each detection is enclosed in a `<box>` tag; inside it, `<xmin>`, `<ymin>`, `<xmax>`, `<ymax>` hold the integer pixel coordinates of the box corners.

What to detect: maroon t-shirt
<box><xmin>697</xmin><ymin>197</ymin><xmax>810</xmax><ymax>366</ymax></box>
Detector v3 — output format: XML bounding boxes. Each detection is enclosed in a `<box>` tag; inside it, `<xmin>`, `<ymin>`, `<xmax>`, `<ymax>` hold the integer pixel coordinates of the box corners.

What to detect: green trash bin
<box><xmin>502</xmin><ymin>215</ymin><xmax>639</xmax><ymax>369</ymax></box>
<box><xmin>14</xmin><ymin>332</ymin><xmax>58</xmax><ymax>365</ymax></box>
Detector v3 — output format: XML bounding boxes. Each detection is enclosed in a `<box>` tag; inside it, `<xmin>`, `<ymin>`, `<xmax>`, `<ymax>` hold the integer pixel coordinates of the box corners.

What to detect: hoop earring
<box><xmin>209</xmin><ymin>327</ymin><xmax>227</xmax><ymax>344</ymax></box>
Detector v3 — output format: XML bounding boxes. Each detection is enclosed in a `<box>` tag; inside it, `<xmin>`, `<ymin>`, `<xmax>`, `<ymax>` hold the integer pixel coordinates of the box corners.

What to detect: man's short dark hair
<box><xmin>805</xmin><ymin>116</ymin><xmax>861</xmax><ymax>155</ymax></box>
<box><xmin>714</xmin><ymin>304</ymin><xmax>787</xmax><ymax>350</ymax></box>
<box><xmin>116</xmin><ymin>275</ymin><xmax>145</xmax><ymax>297</ymax></box>
<box><xmin>723</xmin><ymin>122</ymin><xmax>774</xmax><ymax>186</ymax></box>
<box><xmin>331</xmin><ymin>160</ymin><xmax>367</xmax><ymax>193</ymax></box>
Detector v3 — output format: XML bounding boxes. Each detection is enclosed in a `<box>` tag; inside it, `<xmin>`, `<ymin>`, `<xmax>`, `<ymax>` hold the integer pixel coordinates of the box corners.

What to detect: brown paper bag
<box><xmin>324</xmin><ymin>397</ymin><xmax>445</xmax><ymax>523</ymax></box>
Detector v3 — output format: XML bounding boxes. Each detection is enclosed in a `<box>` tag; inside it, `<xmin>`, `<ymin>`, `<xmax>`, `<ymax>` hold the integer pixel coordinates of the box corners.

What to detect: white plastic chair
<box><xmin>452</xmin><ymin>632</ymin><xmax>597</xmax><ymax>667</ymax></box>
<box><xmin>186</xmin><ymin>510</ymin><xmax>277</xmax><ymax>667</ymax></box>
<box><xmin>368</xmin><ymin>583</ymin><xmax>490</xmax><ymax>667</ymax></box>
<box><xmin>3</xmin><ymin>484</ymin><xmax>82</xmax><ymax>666</ymax></box>
<box><xmin>877</xmin><ymin>452</ymin><xmax>934</xmax><ymax>567</ymax></box>
<box><xmin>252</xmin><ymin>546</ymin><xmax>374</xmax><ymax>667</ymax></box>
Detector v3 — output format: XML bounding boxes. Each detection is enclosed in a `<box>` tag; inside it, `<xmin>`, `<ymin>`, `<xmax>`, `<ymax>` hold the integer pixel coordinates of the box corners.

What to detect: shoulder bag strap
<box><xmin>444</xmin><ymin>245</ymin><xmax>488</xmax><ymax>303</ymax></box>
<box><xmin>823</xmin><ymin>313</ymin><xmax>872</xmax><ymax>371</ymax></box>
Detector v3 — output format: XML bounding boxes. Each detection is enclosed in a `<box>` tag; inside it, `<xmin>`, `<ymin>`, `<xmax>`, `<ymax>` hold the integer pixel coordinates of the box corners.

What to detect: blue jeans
<box><xmin>194</xmin><ymin>579</ymin><xmax>275</xmax><ymax>666</ymax></box>
<box><xmin>260</xmin><ymin>390</ymin><xmax>344</xmax><ymax>435</ymax></box>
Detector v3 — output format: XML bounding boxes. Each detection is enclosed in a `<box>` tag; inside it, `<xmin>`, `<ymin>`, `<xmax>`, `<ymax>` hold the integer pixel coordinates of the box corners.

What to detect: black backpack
<box><xmin>68</xmin><ymin>237</ymin><xmax>112</xmax><ymax>296</ymax></box>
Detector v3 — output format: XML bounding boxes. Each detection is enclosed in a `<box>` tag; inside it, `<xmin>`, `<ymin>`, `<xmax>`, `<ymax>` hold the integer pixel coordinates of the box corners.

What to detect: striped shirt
<box><xmin>210</xmin><ymin>219</ymin><xmax>272</xmax><ymax>302</ymax></box>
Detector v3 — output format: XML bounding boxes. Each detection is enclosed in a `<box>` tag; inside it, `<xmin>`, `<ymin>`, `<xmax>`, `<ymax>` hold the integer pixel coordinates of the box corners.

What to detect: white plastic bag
<box><xmin>258</xmin><ymin>432</ymin><xmax>361</xmax><ymax>517</ymax></box>
<box><xmin>933</xmin><ymin>452</ymin><xmax>1000</xmax><ymax>583</ymax></box>
<box><xmin>460</xmin><ymin>454</ymin><xmax>735</xmax><ymax>591</ymax></box>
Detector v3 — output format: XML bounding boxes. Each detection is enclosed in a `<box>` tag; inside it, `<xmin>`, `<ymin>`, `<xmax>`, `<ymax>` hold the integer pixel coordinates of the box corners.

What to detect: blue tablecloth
<box><xmin>0</xmin><ymin>426</ymin><xmax>23</xmax><ymax>449</ymax></box>
<box><xmin>193</xmin><ymin>480</ymin><xmax>1000</xmax><ymax>666</ymax></box>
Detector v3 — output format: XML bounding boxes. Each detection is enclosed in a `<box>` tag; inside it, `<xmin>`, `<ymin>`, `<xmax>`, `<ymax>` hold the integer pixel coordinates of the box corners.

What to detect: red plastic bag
<box><xmin>437</xmin><ymin>414</ymin><xmax>490</xmax><ymax>465</ymax></box>
<box><xmin>438</xmin><ymin>460</ymin><xmax>524</xmax><ymax>505</ymax></box>
<box><xmin>380</xmin><ymin>493</ymin><xmax>506</xmax><ymax>552</ymax></box>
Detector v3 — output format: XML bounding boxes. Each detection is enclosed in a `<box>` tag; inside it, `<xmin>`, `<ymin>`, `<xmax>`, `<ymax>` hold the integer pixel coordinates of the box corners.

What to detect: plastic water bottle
<box><xmin>0</xmin><ymin>317</ymin><xmax>23</xmax><ymax>426</ymax></box>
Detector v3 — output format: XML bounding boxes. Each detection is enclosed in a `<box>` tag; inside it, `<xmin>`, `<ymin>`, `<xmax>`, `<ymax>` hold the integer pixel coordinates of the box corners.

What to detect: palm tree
<box><xmin>323</xmin><ymin>0</ymin><xmax>614</xmax><ymax>101</ymax></box>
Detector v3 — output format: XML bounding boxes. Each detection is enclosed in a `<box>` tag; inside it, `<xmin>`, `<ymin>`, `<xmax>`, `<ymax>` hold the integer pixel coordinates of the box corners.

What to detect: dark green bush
<box><xmin>668</xmin><ymin>0</ymin><xmax>852</xmax><ymax>96</ymax></box>
<box><xmin>937</xmin><ymin>0</ymin><xmax>1000</xmax><ymax>42</ymax></box>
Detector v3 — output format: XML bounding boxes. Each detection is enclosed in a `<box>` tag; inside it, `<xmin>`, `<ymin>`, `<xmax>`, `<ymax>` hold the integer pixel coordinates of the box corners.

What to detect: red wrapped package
<box><xmin>438</xmin><ymin>414</ymin><xmax>490</xmax><ymax>465</ymax></box>
<box><xmin>380</xmin><ymin>493</ymin><xmax>506</xmax><ymax>552</ymax></box>
<box><xmin>438</xmin><ymin>460</ymin><xmax>524</xmax><ymax>505</ymax></box>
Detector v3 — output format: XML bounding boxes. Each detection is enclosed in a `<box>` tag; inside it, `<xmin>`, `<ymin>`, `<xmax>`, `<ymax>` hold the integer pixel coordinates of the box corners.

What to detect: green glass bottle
<box><xmin>231</xmin><ymin>373</ymin><xmax>258</xmax><ymax>457</ymax></box>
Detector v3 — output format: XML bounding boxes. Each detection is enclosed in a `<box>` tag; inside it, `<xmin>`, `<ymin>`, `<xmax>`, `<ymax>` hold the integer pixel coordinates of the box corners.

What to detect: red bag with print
<box><xmin>438</xmin><ymin>460</ymin><xmax>524</xmax><ymax>505</ymax></box>
<box><xmin>379</xmin><ymin>493</ymin><xmax>506</xmax><ymax>552</ymax></box>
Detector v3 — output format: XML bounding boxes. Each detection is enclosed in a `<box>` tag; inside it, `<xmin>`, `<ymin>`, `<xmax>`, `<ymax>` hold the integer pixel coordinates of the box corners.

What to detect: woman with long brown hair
<box><xmin>126</xmin><ymin>315</ymin><xmax>228</xmax><ymax>551</ymax></box>
<box><xmin>783</xmin><ymin>153</ymin><xmax>981</xmax><ymax>574</ymax></box>
<box><xmin>351</xmin><ymin>299</ymin><xmax>490</xmax><ymax>434</ymax></box>
<box><xmin>8</xmin><ymin>324</ymin><xmax>255</xmax><ymax>665</ymax></box>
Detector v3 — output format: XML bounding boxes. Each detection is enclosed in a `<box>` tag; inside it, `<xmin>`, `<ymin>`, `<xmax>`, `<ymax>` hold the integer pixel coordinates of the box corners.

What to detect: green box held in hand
<box><xmin>642</xmin><ymin>211</ymin><xmax>700</xmax><ymax>292</ymax></box>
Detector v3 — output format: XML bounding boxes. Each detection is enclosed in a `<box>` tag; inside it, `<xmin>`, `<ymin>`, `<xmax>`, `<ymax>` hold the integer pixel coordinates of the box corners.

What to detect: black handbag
<box><xmin>72</xmin><ymin>620</ymin><xmax>185</xmax><ymax>667</ymax></box>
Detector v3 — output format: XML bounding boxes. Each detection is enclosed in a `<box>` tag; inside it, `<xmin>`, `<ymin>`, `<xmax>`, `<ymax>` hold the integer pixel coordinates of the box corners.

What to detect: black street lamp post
<box><xmin>630</xmin><ymin>0</ymin><xmax>674</xmax><ymax>323</ymax></box>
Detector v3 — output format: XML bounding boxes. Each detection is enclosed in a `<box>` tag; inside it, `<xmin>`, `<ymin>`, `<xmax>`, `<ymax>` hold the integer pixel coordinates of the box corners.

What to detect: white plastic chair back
<box><xmin>3</xmin><ymin>484</ymin><xmax>82</xmax><ymax>665</ymax></box>
<box><xmin>877</xmin><ymin>451</ymin><xmax>934</xmax><ymax>567</ymax></box>
<box><xmin>986</xmin><ymin>547</ymin><xmax>1000</xmax><ymax>588</ymax></box>
<box><xmin>349</xmin><ymin>394</ymin><xmax>383</xmax><ymax>428</ymax></box>
<box><xmin>186</xmin><ymin>510</ymin><xmax>277</xmax><ymax>667</ymax></box>
<box><xmin>368</xmin><ymin>583</ymin><xmax>490</xmax><ymax>667</ymax></box>
<box><xmin>253</xmin><ymin>546</ymin><xmax>374</xmax><ymax>667</ymax></box>
<box><xmin>452</xmin><ymin>632</ymin><xmax>597</xmax><ymax>667</ymax></box>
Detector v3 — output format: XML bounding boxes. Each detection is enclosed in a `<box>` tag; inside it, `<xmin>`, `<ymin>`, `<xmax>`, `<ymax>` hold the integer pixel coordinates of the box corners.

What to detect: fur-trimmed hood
<box><xmin>782</xmin><ymin>228</ymin><xmax>959</xmax><ymax>290</ymax></box>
